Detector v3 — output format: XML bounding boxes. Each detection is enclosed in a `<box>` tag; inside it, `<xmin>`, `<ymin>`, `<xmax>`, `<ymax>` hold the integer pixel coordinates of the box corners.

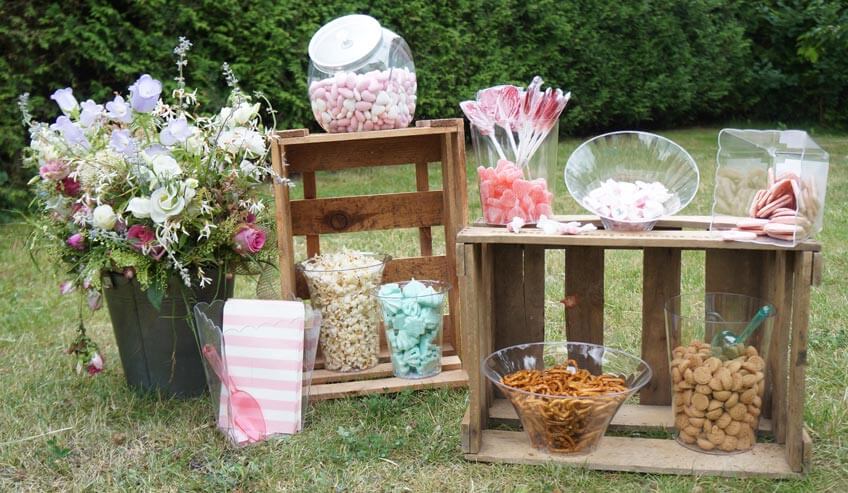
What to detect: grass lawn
<box><xmin>1</xmin><ymin>126</ymin><xmax>846</xmax><ymax>491</ymax></box>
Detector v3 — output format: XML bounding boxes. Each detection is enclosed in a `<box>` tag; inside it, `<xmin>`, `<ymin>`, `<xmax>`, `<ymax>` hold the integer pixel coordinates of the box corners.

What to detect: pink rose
<box><xmin>233</xmin><ymin>224</ymin><xmax>266</xmax><ymax>255</ymax></box>
<box><xmin>86</xmin><ymin>352</ymin><xmax>104</xmax><ymax>375</ymax></box>
<box><xmin>127</xmin><ymin>224</ymin><xmax>165</xmax><ymax>260</ymax></box>
<box><xmin>67</xmin><ymin>233</ymin><xmax>85</xmax><ymax>251</ymax></box>
<box><xmin>39</xmin><ymin>160</ymin><xmax>70</xmax><ymax>181</ymax></box>
<box><xmin>57</xmin><ymin>176</ymin><xmax>81</xmax><ymax>197</ymax></box>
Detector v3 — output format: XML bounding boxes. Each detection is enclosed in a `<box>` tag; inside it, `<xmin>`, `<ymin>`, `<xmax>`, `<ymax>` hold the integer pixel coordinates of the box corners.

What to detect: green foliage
<box><xmin>1</xmin><ymin>1</ymin><xmax>845</xmax><ymax>217</ymax></box>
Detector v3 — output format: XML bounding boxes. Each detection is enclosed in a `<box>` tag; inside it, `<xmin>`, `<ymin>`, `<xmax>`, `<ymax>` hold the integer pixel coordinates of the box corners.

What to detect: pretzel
<box><xmin>500</xmin><ymin>359</ymin><xmax>629</xmax><ymax>453</ymax></box>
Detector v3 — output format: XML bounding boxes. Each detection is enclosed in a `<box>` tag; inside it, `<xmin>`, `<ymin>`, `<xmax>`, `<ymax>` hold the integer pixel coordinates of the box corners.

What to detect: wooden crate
<box><xmin>270</xmin><ymin>119</ymin><xmax>469</xmax><ymax>400</ymax></box>
<box><xmin>457</xmin><ymin>216</ymin><xmax>821</xmax><ymax>477</ymax></box>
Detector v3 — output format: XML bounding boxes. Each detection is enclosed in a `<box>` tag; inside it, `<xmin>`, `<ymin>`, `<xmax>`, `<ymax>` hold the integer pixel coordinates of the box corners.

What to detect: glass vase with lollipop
<box><xmin>460</xmin><ymin>77</ymin><xmax>570</xmax><ymax>225</ymax></box>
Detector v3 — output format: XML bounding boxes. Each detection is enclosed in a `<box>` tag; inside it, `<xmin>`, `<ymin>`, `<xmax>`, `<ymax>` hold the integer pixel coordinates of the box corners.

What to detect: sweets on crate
<box><xmin>478</xmin><ymin>159</ymin><xmax>553</xmax><ymax>224</ymax></box>
<box><xmin>377</xmin><ymin>280</ymin><xmax>445</xmax><ymax>379</ymax></box>
<box><xmin>583</xmin><ymin>179</ymin><xmax>673</xmax><ymax>222</ymax></box>
<box><xmin>308</xmin><ymin>68</ymin><xmax>416</xmax><ymax>133</ymax></box>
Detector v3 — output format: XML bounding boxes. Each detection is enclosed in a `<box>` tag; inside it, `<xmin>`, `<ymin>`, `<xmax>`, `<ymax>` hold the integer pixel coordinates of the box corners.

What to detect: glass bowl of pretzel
<box><xmin>483</xmin><ymin>342</ymin><xmax>652</xmax><ymax>454</ymax></box>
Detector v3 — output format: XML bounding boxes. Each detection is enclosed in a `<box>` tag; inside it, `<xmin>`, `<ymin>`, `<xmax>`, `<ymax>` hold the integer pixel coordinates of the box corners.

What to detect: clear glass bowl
<box><xmin>297</xmin><ymin>253</ymin><xmax>388</xmax><ymax>372</ymax></box>
<box><xmin>665</xmin><ymin>292</ymin><xmax>775</xmax><ymax>454</ymax></box>
<box><xmin>565</xmin><ymin>131</ymin><xmax>699</xmax><ymax>231</ymax></box>
<box><xmin>376</xmin><ymin>280</ymin><xmax>448</xmax><ymax>379</ymax></box>
<box><xmin>483</xmin><ymin>342</ymin><xmax>652</xmax><ymax>454</ymax></box>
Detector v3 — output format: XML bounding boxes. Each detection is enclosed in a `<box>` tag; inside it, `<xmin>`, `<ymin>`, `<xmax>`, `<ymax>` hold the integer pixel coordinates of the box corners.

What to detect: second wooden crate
<box><xmin>270</xmin><ymin>119</ymin><xmax>469</xmax><ymax>400</ymax></box>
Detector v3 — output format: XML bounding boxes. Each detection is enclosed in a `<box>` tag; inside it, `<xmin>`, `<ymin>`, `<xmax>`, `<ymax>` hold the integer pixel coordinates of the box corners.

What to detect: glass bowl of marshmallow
<box><xmin>564</xmin><ymin>131</ymin><xmax>699</xmax><ymax>231</ymax></box>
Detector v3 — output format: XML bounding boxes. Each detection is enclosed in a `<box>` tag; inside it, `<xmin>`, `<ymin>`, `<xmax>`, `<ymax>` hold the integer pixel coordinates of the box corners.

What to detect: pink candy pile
<box><xmin>309</xmin><ymin>68</ymin><xmax>417</xmax><ymax>133</ymax></box>
<box><xmin>479</xmin><ymin>159</ymin><xmax>553</xmax><ymax>224</ymax></box>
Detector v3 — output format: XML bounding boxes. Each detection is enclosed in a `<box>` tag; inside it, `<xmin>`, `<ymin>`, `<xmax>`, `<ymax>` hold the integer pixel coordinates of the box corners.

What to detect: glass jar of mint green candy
<box><xmin>376</xmin><ymin>280</ymin><xmax>448</xmax><ymax>379</ymax></box>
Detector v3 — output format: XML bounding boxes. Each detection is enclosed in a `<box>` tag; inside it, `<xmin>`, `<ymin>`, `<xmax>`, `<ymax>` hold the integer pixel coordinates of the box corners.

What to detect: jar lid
<box><xmin>308</xmin><ymin>15</ymin><xmax>383</xmax><ymax>72</ymax></box>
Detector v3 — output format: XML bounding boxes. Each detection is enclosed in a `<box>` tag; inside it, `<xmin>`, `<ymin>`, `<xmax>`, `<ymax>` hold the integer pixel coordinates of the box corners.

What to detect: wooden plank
<box><xmin>309</xmin><ymin>368</ymin><xmax>468</xmax><ymax>400</ymax></box>
<box><xmin>302</xmin><ymin>172</ymin><xmax>320</xmax><ymax>257</ymax></box>
<box><xmin>311</xmin><ymin>355</ymin><xmax>461</xmax><ymax>385</ymax></box>
<box><xmin>641</xmin><ymin>248</ymin><xmax>681</xmax><ymax>405</ymax></box>
<box><xmin>415</xmin><ymin>161</ymin><xmax>433</xmax><ymax>256</ymax></box>
<box><xmin>490</xmin><ymin>245</ymin><xmax>546</xmax><ymax>351</ymax></box>
<box><xmin>802</xmin><ymin>427</ymin><xmax>813</xmax><ymax>473</ymax></box>
<box><xmin>487</xmin><ymin>399</ymin><xmax>772</xmax><ymax>433</ymax></box>
<box><xmin>766</xmin><ymin>251</ymin><xmax>792</xmax><ymax>442</ymax></box>
<box><xmin>270</xmin><ymin>133</ymin><xmax>305</xmax><ymax>299</ymax></box>
<box><xmin>476</xmin><ymin>215</ymin><xmax>732</xmax><ymax>231</ymax></box>
<box><xmin>705</xmin><ymin>249</ymin><xmax>768</xmax><ymax>349</ymax></box>
<box><xmin>786</xmin><ymin>251</ymin><xmax>812</xmax><ymax>472</ymax></box>
<box><xmin>565</xmin><ymin>247</ymin><xmax>604</xmax><ymax>345</ymax></box>
<box><xmin>461</xmin><ymin>407</ymin><xmax>471</xmax><ymax>453</ymax></box>
<box><xmin>456</xmin><ymin>226</ymin><xmax>821</xmax><ymax>252</ymax></box>
<box><xmin>811</xmin><ymin>252</ymin><xmax>823</xmax><ymax>286</ymax></box>
<box><xmin>278</xmin><ymin>125</ymin><xmax>456</xmax><ymax>145</ymax></box>
<box><xmin>460</xmin><ymin>243</ymin><xmax>494</xmax><ymax>453</ymax></box>
<box><xmin>284</xmin><ymin>134</ymin><xmax>443</xmax><ymax>172</ymax></box>
<box><xmin>290</xmin><ymin>191</ymin><xmax>444</xmax><ymax>235</ymax></box>
<box><xmin>382</xmin><ymin>256</ymin><xmax>449</xmax><ymax>284</ymax></box>
<box><xmin>441</xmin><ymin>121</ymin><xmax>468</xmax><ymax>359</ymax></box>
<box><xmin>466</xmin><ymin>430</ymin><xmax>799</xmax><ymax>478</ymax></box>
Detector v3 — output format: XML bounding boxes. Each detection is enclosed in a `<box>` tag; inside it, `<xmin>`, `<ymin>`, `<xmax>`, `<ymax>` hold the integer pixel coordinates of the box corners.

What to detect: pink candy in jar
<box><xmin>308</xmin><ymin>69</ymin><xmax>416</xmax><ymax>133</ymax></box>
<box><xmin>307</xmin><ymin>15</ymin><xmax>417</xmax><ymax>133</ymax></box>
<box><xmin>478</xmin><ymin>159</ymin><xmax>553</xmax><ymax>224</ymax></box>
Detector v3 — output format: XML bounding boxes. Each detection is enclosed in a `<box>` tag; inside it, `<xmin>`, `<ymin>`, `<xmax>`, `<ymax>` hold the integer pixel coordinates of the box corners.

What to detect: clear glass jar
<box><xmin>307</xmin><ymin>15</ymin><xmax>416</xmax><ymax>133</ymax></box>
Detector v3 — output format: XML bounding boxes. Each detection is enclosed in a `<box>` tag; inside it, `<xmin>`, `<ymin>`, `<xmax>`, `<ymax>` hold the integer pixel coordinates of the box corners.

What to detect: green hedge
<box><xmin>2</xmin><ymin>0</ymin><xmax>845</xmax><ymax>217</ymax></box>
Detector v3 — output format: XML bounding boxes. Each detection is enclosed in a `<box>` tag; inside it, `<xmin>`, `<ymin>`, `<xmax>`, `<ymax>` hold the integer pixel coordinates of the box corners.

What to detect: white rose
<box><xmin>233</xmin><ymin>102</ymin><xmax>261</xmax><ymax>125</ymax></box>
<box><xmin>244</xmin><ymin>130</ymin><xmax>266</xmax><ymax>155</ymax></box>
<box><xmin>218</xmin><ymin>127</ymin><xmax>265</xmax><ymax>156</ymax></box>
<box><xmin>183</xmin><ymin>179</ymin><xmax>198</xmax><ymax>201</ymax></box>
<box><xmin>149</xmin><ymin>185</ymin><xmax>187</xmax><ymax>224</ymax></box>
<box><xmin>126</xmin><ymin>197</ymin><xmax>152</xmax><ymax>218</ymax></box>
<box><xmin>151</xmin><ymin>154</ymin><xmax>182</xmax><ymax>181</ymax></box>
<box><xmin>217</xmin><ymin>107</ymin><xmax>234</xmax><ymax>128</ymax></box>
<box><xmin>92</xmin><ymin>204</ymin><xmax>117</xmax><ymax>230</ymax></box>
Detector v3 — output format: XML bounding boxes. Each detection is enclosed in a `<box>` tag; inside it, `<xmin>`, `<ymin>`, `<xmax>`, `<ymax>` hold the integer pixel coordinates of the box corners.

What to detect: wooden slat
<box><xmin>290</xmin><ymin>191</ymin><xmax>444</xmax><ymax>235</ymax></box>
<box><xmin>415</xmin><ymin>161</ymin><xmax>433</xmax><ymax>256</ymax></box>
<box><xmin>309</xmin><ymin>368</ymin><xmax>468</xmax><ymax>400</ymax></box>
<box><xmin>440</xmin><ymin>120</ymin><xmax>468</xmax><ymax>359</ymax></box>
<box><xmin>565</xmin><ymin>247</ymin><xmax>605</xmax><ymax>346</ymax></box>
<box><xmin>493</xmin><ymin>245</ymin><xmax>545</xmax><ymax>350</ymax></box>
<box><xmin>460</xmin><ymin>243</ymin><xmax>494</xmax><ymax>453</ymax></box>
<box><xmin>277</xmin><ymin>125</ymin><xmax>457</xmax><ymax>146</ymax></box>
<box><xmin>311</xmin><ymin>355</ymin><xmax>461</xmax><ymax>385</ymax></box>
<box><xmin>811</xmin><ymin>252</ymin><xmax>823</xmax><ymax>286</ymax></box>
<box><xmin>270</xmin><ymin>131</ymin><xmax>307</xmax><ymax>299</ymax></box>
<box><xmin>283</xmin><ymin>134</ymin><xmax>443</xmax><ymax>172</ymax></box>
<box><xmin>457</xmin><ymin>225</ymin><xmax>821</xmax><ymax>252</ymax></box>
<box><xmin>786</xmin><ymin>251</ymin><xmax>812</xmax><ymax>472</ymax></box>
<box><xmin>466</xmin><ymin>430</ymin><xmax>799</xmax><ymax>478</ymax></box>
<box><xmin>382</xmin><ymin>256</ymin><xmax>448</xmax><ymax>284</ymax></box>
<box><xmin>476</xmin><ymin>215</ymin><xmax>733</xmax><ymax>231</ymax></box>
<box><xmin>641</xmin><ymin>248</ymin><xmax>681</xmax><ymax>405</ymax></box>
<box><xmin>487</xmin><ymin>399</ymin><xmax>773</xmax><ymax>433</ymax></box>
<box><xmin>302</xmin><ymin>172</ymin><xmax>320</xmax><ymax>257</ymax></box>
<box><xmin>766</xmin><ymin>251</ymin><xmax>792</xmax><ymax>441</ymax></box>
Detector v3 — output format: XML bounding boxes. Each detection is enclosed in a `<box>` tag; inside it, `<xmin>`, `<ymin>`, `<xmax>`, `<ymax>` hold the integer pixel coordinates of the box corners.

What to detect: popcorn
<box><xmin>299</xmin><ymin>252</ymin><xmax>387</xmax><ymax>372</ymax></box>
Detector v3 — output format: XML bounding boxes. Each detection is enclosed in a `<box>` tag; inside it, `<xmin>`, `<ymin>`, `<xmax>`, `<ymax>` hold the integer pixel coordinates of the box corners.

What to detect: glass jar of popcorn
<box><xmin>307</xmin><ymin>14</ymin><xmax>416</xmax><ymax>133</ymax></box>
<box><xmin>297</xmin><ymin>252</ymin><xmax>388</xmax><ymax>372</ymax></box>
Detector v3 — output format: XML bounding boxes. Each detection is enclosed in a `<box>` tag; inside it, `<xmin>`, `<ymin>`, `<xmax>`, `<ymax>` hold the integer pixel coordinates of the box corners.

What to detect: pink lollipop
<box><xmin>460</xmin><ymin>100</ymin><xmax>506</xmax><ymax>160</ymax></box>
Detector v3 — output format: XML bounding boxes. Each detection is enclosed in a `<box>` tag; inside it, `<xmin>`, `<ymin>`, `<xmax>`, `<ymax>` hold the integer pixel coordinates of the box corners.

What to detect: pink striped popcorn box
<box><xmin>194</xmin><ymin>299</ymin><xmax>320</xmax><ymax>446</ymax></box>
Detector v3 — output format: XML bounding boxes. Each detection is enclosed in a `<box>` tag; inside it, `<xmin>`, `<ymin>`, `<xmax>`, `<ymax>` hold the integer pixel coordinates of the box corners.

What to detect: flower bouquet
<box><xmin>20</xmin><ymin>38</ymin><xmax>279</xmax><ymax>394</ymax></box>
<box><xmin>460</xmin><ymin>77</ymin><xmax>570</xmax><ymax>225</ymax></box>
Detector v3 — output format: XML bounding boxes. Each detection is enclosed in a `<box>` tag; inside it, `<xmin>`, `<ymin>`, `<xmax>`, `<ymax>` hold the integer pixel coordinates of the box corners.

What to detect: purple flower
<box><xmin>128</xmin><ymin>74</ymin><xmax>162</xmax><ymax>113</ymax></box>
<box><xmin>232</xmin><ymin>224</ymin><xmax>266</xmax><ymax>255</ymax></box>
<box><xmin>56</xmin><ymin>176</ymin><xmax>81</xmax><ymax>197</ymax></box>
<box><xmin>67</xmin><ymin>233</ymin><xmax>85</xmax><ymax>251</ymax></box>
<box><xmin>50</xmin><ymin>116</ymin><xmax>90</xmax><ymax>150</ymax></box>
<box><xmin>109</xmin><ymin>129</ymin><xmax>136</xmax><ymax>155</ymax></box>
<box><xmin>143</xmin><ymin>145</ymin><xmax>168</xmax><ymax>158</ymax></box>
<box><xmin>105</xmin><ymin>94</ymin><xmax>133</xmax><ymax>123</ymax></box>
<box><xmin>50</xmin><ymin>87</ymin><xmax>79</xmax><ymax>114</ymax></box>
<box><xmin>87</xmin><ymin>290</ymin><xmax>103</xmax><ymax>311</ymax></box>
<box><xmin>39</xmin><ymin>160</ymin><xmax>70</xmax><ymax>181</ymax></box>
<box><xmin>159</xmin><ymin>117</ymin><xmax>194</xmax><ymax>146</ymax></box>
<box><xmin>79</xmin><ymin>99</ymin><xmax>103</xmax><ymax>128</ymax></box>
<box><xmin>86</xmin><ymin>352</ymin><xmax>104</xmax><ymax>375</ymax></box>
<box><xmin>59</xmin><ymin>281</ymin><xmax>76</xmax><ymax>295</ymax></box>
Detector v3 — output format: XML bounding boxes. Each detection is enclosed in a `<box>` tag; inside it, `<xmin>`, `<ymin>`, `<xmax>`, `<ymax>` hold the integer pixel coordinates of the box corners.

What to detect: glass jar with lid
<box><xmin>307</xmin><ymin>15</ymin><xmax>417</xmax><ymax>133</ymax></box>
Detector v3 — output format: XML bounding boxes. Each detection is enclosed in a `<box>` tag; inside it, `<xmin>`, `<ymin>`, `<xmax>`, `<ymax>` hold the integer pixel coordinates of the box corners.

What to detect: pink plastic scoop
<box><xmin>202</xmin><ymin>344</ymin><xmax>266</xmax><ymax>442</ymax></box>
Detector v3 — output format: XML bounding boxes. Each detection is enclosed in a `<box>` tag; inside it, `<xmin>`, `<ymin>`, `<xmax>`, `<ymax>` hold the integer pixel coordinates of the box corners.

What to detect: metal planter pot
<box><xmin>101</xmin><ymin>270</ymin><xmax>234</xmax><ymax>398</ymax></box>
